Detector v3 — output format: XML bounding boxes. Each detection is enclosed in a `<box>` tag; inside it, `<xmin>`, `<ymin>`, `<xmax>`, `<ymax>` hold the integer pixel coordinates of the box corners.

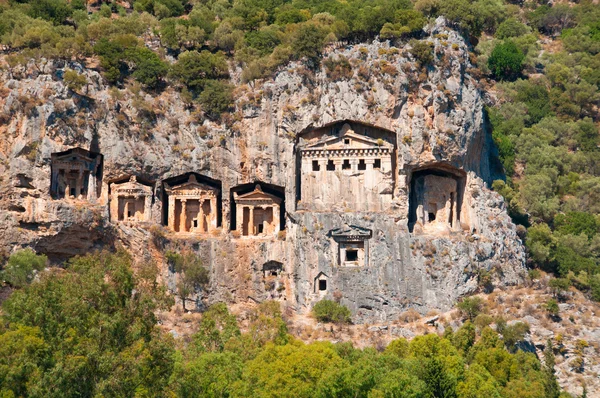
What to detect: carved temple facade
<box><xmin>50</xmin><ymin>148</ymin><xmax>103</xmax><ymax>201</ymax></box>
<box><xmin>234</xmin><ymin>185</ymin><xmax>282</xmax><ymax>236</ymax></box>
<box><xmin>165</xmin><ymin>175</ymin><xmax>219</xmax><ymax>234</ymax></box>
<box><xmin>109</xmin><ymin>176</ymin><xmax>153</xmax><ymax>222</ymax></box>
<box><xmin>298</xmin><ymin>121</ymin><xmax>395</xmax><ymax>212</ymax></box>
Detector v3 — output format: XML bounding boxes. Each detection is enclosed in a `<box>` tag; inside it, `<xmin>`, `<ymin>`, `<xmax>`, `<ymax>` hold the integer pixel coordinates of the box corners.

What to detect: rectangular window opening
<box><xmin>346</xmin><ymin>250</ymin><xmax>358</xmax><ymax>262</ymax></box>
<box><xmin>319</xmin><ymin>280</ymin><xmax>327</xmax><ymax>291</ymax></box>
<box><xmin>326</xmin><ymin>160</ymin><xmax>335</xmax><ymax>171</ymax></box>
<box><xmin>374</xmin><ymin>159</ymin><xmax>381</xmax><ymax>169</ymax></box>
<box><xmin>312</xmin><ymin>160</ymin><xmax>320</xmax><ymax>171</ymax></box>
<box><xmin>342</xmin><ymin>159</ymin><xmax>351</xmax><ymax>170</ymax></box>
<box><xmin>344</xmin><ymin>138</ymin><xmax>351</xmax><ymax>145</ymax></box>
<box><xmin>258</xmin><ymin>223</ymin><xmax>264</xmax><ymax>234</ymax></box>
<box><xmin>358</xmin><ymin>159</ymin><xmax>366</xmax><ymax>171</ymax></box>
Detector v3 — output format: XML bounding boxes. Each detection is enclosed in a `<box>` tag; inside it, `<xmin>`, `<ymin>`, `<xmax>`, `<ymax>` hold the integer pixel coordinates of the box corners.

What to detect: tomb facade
<box><xmin>234</xmin><ymin>185</ymin><xmax>282</xmax><ymax>236</ymax></box>
<box><xmin>109</xmin><ymin>176</ymin><xmax>153</xmax><ymax>223</ymax></box>
<box><xmin>50</xmin><ymin>148</ymin><xmax>102</xmax><ymax>201</ymax></box>
<box><xmin>330</xmin><ymin>225</ymin><xmax>372</xmax><ymax>267</ymax></box>
<box><xmin>165</xmin><ymin>175</ymin><xmax>219</xmax><ymax>234</ymax></box>
<box><xmin>298</xmin><ymin>121</ymin><xmax>395</xmax><ymax>212</ymax></box>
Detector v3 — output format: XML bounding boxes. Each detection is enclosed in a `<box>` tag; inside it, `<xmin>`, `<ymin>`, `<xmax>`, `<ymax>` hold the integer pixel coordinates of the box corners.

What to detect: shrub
<box><xmin>409</xmin><ymin>39</ymin><xmax>434</xmax><ymax>66</ymax></box>
<box><xmin>1</xmin><ymin>249</ymin><xmax>47</xmax><ymax>288</ymax></box>
<box><xmin>548</xmin><ymin>278</ymin><xmax>570</xmax><ymax>298</ymax></box>
<box><xmin>488</xmin><ymin>40</ymin><xmax>524</xmax><ymax>81</ymax></box>
<box><xmin>545</xmin><ymin>299</ymin><xmax>559</xmax><ymax>317</ymax></box>
<box><xmin>198</xmin><ymin>80</ymin><xmax>234</xmax><ymax>119</ymax></box>
<box><xmin>457</xmin><ymin>296</ymin><xmax>485</xmax><ymax>320</ymax></box>
<box><xmin>312</xmin><ymin>299</ymin><xmax>351</xmax><ymax>324</ymax></box>
<box><xmin>63</xmin><ymin>69</ymin><xmax>87</xmax><ymax>92</ymax></box>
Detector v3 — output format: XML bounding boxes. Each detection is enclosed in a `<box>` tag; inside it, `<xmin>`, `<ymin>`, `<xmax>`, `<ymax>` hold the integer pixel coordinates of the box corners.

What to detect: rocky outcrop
<box><xmin>0</xmin><ymin>18</ymin><xmax>526</xmax><ymax>322</ymax></box>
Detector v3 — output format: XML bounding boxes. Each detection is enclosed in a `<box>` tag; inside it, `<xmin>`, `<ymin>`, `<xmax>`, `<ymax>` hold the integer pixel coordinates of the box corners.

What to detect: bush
<box><xmin>312</xmin><ymin>299</ymin><xmax>351</xmax><ymax>324</ymax></box>
<box><xmin>63</xmin><ymin>69</ymin><xmax>87</xmax><ymax>92</ymax></box>
<box><xmin>545</xmin><ymin>299</ymin><xmax>559</xmax><ymax>316</ymax></box>
<box><xmin>409</xmin><ymin>39</ymin><xmax>434</xmax><ymax>66</ymax></box>
<box><xmin>198</xmin><ymin>80</ymin><xmax>234</xmax><ymax>119</ymax></box>
<box><xmin>1</xmin><ymin>249</ymin><xmax>47</xmax><ymax>288</ymax></box>
<box><xmin>488</xmin><ymin>40</ymin><xmax>524</xmax><ymax>81</ymax></box>
<box><xmin>457</xmin><ymin>296</ymin><xmax>485</xmax><ymax>321</ymax></box>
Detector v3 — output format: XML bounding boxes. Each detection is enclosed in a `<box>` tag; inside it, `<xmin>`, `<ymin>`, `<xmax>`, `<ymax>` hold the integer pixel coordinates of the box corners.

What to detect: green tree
<box><xmin>193</xmin><ymin>303</ymin><xmax>241</xmax><ymax>353</ymax></box>
<box><xmin>409</xmin><ymin>39</ymin><xmax>434</xmax><ymax>66</ymax></box>
<box><xmin>312</xmin><ymin>299</ymin><xmax>352</xmax><ymax>324</ymax></box>
<box><xmin>488</xmin><ymin>40</ymin><xmax>525</xmax><ymax>81</ymax></box>
<box><xmin>1</xmin><ymin>251</ymin><xmax>175</xmax><ymax>397</ymax></box>
<box><xmin>166</xmin><ymin>251</ymin><xmax>209</xmax><ymax>311</ymax></box>
<box><xmin>457</xmin><ymin>297</ymin><xmax>485</xmax><ymax>321</ymax></box>
<box><xmin>62</xmin><ymin>69</ymin><xmax>87</xmax><ymax>93</ymax></box>
<box><xmin>542</xmin><ymin>340</ymin><xmax>561</xmax><ymax>398</ymax></box>
<box><xmin>198</xmin><ymin>80</ymin><xmax>234</xmax><ymax>118</ymax></box>
<box><xmin>1</xmin><ymin>249</ymin><xmax>47</xmax><ymax>288</ymax></box>
<box><xmin>170</xmin><ymin>50</ymin><xmax>230</xmax><ymax>92</ymax></box>
<box><xmin>291</xmin><ymin>23</ymin><xmax>327</xmax><ymax>63</ymax></box>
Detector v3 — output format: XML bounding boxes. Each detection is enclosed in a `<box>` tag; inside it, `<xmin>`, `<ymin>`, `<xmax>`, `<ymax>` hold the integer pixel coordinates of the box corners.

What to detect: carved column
<box><xmin>211</xmin><ymin>197</ymin><xmax>217</xmax><ymax>231</ymax></box>
<box><xmin>198</xmin><ymin>201</ymin><xmax>205</xmax><ymax>233</ymax></box>
<box><xmin>144</xmin><ymin>194</ymin><xmax>152</xmax><ymax>222</ymax></box>
<box><xmin>168</xmin><ymin>195</ymin><xmax>175</xmax><ymax>231</ymax></box>
<box><xmin>76</xmin><ymin>169</ymin><xmax>83</xmax><ymax>199</ymax></box>
<box><xmin>273</xmin><ymin>204</ymin><xmax>280</xmax><ymax>234</ymax></box>
<box><xmin>249</xmin><ymin>205</ymin><xmax>255</xmax><ymax>236</ymax></box>
<box><xmin>180</xmin><ymin>199</ymin><xmax>187</xmax><ymax>232</ymax></box>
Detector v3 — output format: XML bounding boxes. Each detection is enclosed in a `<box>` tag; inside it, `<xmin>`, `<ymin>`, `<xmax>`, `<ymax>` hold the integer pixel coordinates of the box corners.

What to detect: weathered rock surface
<box><xmin>0</xmin><ymin>18</ymin><xmax>526</xmax><ymax>322</ymax></box>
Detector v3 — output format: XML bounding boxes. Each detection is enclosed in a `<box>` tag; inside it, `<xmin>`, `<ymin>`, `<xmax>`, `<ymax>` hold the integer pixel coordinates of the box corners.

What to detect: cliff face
<box><xmin>0</xmin><ymin>19</ymin><xmax>526</xmax><ymax>322</ymax></box>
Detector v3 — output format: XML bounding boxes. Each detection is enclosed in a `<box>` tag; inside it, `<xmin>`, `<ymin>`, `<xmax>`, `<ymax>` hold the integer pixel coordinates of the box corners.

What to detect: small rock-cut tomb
<box><xmin>298</xmin><ymin>121</ymin><xmax>395</xmax><ymax>211</ymax></box>
<box><xmin>331</xmin><ymin>225</ymin><xmax>372</xmax><ymax>267</ymax></box>
<box><xmin>50</xmin><ymin>147</ymin><xmax>102</xmax><ymax>201</ymax></box>
<box><xmin>165</xmin><ymin>174</ymin><xmax>219</xmax><ymax>234</ymax></box>
<box><xmin>234</xmin><ymin>184</ymin><xmax>282</xmax><ymax>236</ymax></box>
<box><xmin>109</xmin><ymin>176</ymin><xmax>153</xmax><ymax>222</ymax></box>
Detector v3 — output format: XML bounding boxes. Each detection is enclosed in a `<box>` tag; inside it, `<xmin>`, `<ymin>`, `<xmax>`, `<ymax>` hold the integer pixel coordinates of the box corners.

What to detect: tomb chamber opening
<box><xmin>408</xmin><ymin>166</ymin><xmax>467</xmax><ymax>234</ymax></box>
<box><xmin>230</xmin><ymin>182</ymin><xmax>285</xmax><ymax>237</ymax></box>
<box><xmin>162</xmin><ymin>173</ymin><xmax>222</xmax><ymax>234</ymax></box>
<box><xmin>109</xmin><ymin>176</ymin><xmax>153</xmax><ymax>223</ymax></box>
<box><xmin>296</xmin><ymin>120</ymin><xmax>396</xmax><ymax>212</ymax></box>
<box><xmin>50</xmin><ymin>148</ymin><xmax>103</xmax><ymax>201</ymax></box>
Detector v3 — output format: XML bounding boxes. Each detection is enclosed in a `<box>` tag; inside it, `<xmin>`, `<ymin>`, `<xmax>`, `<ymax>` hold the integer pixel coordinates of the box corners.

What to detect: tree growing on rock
<box><xmin>166</xmin><ymin>251</ymin><xmax>209</xmax><ymax>312</ymax></box>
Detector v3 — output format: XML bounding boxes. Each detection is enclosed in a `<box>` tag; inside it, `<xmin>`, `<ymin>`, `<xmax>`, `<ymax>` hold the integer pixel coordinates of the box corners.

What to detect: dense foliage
<box><xmin>0</xmin><ymin>251</ymin><xmax>567</xmax><ymax>397</ymax></box>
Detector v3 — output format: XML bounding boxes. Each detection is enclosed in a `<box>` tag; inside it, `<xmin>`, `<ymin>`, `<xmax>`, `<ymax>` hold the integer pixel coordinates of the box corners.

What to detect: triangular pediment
<box><xmin>111</xmin><ymin>176</ymin><xmax>152</xmax><ymax>194</ymax></box>
<box><xmin>235</xmin><ymin>185</ymin><xmax>282</xmax><ymax>204</ymax></box>
<box><xmin>330</xmin><ymin>225</ymin><xmax>372</xmax><ymax>240</ymax></box>
<box><xmin>305</xmin><ymin>131</ymin><xmax>391</xmax><ymax>151</ymax></box>
<box><xmin>166</xmin><ymin>175</ymin><xmax>218</xmax><ymax>194</ymax></box>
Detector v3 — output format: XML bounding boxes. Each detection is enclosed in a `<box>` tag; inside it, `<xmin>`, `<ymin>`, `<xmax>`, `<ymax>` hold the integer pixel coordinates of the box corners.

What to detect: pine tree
<box><xmin>543</xmin><ymin>339</ymin><xmax>561</xmax><ymax>398</ymax></box>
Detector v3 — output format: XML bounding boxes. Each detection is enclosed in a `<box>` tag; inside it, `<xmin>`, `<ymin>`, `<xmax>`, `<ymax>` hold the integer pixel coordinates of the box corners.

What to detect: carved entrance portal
<box><xmin>165</xmin><ymin>174</ymin><xmax>219</xmax><ymax>234</ymax></box>
<box><xmin>234</xmin><ymin>185</ymin><xmax>282</xmax><ymax>237</ymax></box>
<box><xmin>330</xmin><ymin>225</ymin><xmax>372</xmax><ymax>267</ymax></box>
<box><xmin>109</xmin><ymin>176</ymin><xmax>153</xmax><ymax>222</ymax></box>
<box><xmin>50</xmin><ymin>147</ymin><xmax>103</xmax><ymax>201</ymax></box>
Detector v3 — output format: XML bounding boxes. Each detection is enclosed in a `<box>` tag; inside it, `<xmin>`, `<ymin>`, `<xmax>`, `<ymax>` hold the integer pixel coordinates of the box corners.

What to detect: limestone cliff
<box><xmin>0</xmin><ymin>18</ymin><xmax>526</xmax><ymax>322</ymax></box>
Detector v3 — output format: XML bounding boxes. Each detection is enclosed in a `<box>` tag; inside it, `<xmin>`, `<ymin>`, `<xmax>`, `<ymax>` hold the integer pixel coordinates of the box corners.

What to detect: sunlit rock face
<box><xmin>0</xmin><ymin>18</ymin><xmax>526</xmax><ymax>322</ymax></box>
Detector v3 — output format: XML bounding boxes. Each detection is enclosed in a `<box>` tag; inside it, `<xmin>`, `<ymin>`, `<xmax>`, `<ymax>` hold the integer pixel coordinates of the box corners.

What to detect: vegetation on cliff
<box><xmin>0</xmin><ymin>251</ymin><xmax>569</xmax><ymax>397</ymax></box>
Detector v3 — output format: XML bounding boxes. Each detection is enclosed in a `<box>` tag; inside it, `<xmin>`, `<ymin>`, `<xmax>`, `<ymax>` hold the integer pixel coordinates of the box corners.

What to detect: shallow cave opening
<box><xmin>408</xmin><ymin>166</ymin><xmax>466</xmax><ymax>233</ymax></box>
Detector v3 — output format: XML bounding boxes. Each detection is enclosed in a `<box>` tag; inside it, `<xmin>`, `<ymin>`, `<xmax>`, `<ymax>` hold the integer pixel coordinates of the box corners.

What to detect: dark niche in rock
<box><xmin>408</xmin><ymin>164</ymin><xmax>467</xmax><ymax>234</ymax></box>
